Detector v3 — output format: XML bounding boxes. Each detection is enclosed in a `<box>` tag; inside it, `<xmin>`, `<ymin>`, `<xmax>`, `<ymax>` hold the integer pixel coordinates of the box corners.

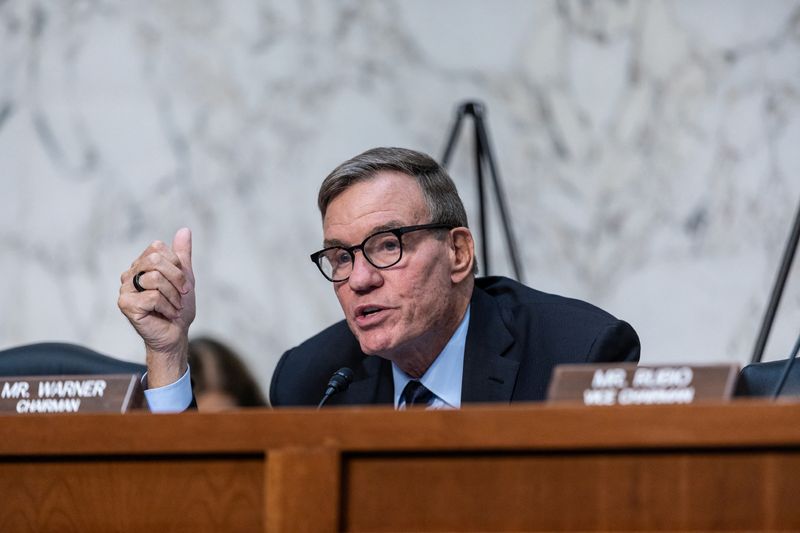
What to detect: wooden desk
<box><xmin>1</xmin><ymin>402</ymin><xmax>799</xmax><ymax>531</ymax></box>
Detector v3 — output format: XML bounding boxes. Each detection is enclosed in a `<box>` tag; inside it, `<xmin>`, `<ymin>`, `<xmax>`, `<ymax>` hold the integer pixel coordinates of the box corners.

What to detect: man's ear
<box><xmin>449</xmin><ymin>228</ymin><xmax>475</xmax><ymax>283</ymax></box>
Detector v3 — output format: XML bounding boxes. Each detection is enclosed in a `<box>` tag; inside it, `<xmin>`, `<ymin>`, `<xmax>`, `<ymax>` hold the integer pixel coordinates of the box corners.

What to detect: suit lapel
<box><xmin>461</xmin><ymin>285</ymin><xmax>519</xmax><ymax>403</ymax></box>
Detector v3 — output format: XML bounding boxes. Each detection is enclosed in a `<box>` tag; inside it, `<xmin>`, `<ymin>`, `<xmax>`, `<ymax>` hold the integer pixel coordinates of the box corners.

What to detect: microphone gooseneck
<box><xmin>318</xmin><ymin>367</ymin><xmax>354</xmax><ymax>409</ymax></box>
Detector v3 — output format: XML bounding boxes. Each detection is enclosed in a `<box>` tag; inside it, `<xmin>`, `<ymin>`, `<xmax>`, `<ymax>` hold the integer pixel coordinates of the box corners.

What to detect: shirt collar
<box><xmin>392</xmin><ymin>305</ymin><xmax>470</xmax><ymax>408</ymax></box>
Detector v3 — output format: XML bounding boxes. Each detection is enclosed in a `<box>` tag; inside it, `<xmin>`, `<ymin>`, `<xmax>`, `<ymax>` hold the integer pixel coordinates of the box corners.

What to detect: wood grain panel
<box><xmin>0</xmin><ymin>455</ymin><xmax>263</xmax><ymax>533</ymax></box>
<box><xmin>266</xmin><ymin>447</ymin><xmax>340</xmax><ymax>532</ymax></box>
<box><xmin>342</xmin><ymin>451</ymin><xmax>800</xmax><ymax>531</ymax></box>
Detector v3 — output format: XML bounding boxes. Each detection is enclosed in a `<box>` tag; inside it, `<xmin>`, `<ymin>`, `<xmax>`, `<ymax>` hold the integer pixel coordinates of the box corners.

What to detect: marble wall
<box><xmin>2</xmin><ymin>0</ymin><xmax>800</xmax><ymax>394</ymax></box>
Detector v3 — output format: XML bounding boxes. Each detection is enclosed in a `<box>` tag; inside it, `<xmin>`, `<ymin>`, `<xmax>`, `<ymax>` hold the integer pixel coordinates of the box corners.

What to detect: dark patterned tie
<box><xmin>401</xmin><ymin>380</ymin><xmax>434</xmax><ymax>408</ymax></box>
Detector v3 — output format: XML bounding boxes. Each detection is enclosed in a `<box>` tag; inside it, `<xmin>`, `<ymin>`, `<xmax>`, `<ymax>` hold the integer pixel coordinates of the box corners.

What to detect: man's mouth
<box><xmin>354</xmin><ymin>305</ymin><xmax>389</xmax><ymax>325</ymax></box>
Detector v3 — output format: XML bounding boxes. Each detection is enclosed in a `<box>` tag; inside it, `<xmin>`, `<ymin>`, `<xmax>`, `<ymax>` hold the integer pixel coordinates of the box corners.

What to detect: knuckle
<box><xmin>117</xmin><ymin>293</ymin><xmax>131</xmax><ymax>309</ymax></box>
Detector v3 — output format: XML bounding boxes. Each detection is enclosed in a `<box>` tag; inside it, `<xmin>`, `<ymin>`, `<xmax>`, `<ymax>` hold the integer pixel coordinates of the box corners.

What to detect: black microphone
<box><xmin>318</xmin><ymin>367</ymin><xmax>354</xmax><ymax>408</ymax></box>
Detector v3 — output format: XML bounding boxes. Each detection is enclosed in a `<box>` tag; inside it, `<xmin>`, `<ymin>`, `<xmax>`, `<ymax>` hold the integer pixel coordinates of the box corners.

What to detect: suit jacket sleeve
<box><xmin>586</xmin><ymin>320</ymin><xmax>640</xmax><ymax>364</ymax></box>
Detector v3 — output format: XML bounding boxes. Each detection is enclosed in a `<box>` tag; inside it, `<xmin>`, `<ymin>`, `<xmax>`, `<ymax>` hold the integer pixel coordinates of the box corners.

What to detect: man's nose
<box><xmin>347</xmin><ymin>251</ymin><xmax>383</xmax><ymax>291</ymax></box>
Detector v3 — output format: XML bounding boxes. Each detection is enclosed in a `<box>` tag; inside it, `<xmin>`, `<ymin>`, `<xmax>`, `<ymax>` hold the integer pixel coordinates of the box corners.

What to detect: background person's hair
<box><xmin>188</xmin><ymin>336</ymin><xmax>267</xmax><ymax>408</ymax></box>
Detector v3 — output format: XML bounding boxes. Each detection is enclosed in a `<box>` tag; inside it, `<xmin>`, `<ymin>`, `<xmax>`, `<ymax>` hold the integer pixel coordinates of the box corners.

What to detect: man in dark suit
<box><xmin>271</xmin><ymin>147</ymin><xmax>639</xmax><ymax>407</ymax></box>
<box><xmin>119</xmin><ymin>147</ymin><xmax>638</xmax><ymax>411</ymax></box>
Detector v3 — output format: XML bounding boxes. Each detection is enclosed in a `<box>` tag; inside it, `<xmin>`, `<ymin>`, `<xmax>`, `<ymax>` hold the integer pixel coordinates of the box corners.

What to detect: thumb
<box><xmin>172</xmin><ymin>227</ymin><xmax>193</xmax><ymax>280</ymax></box>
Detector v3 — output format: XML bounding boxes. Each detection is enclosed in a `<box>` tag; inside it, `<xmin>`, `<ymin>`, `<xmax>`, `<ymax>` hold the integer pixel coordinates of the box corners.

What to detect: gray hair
<box><xmin>318</xmin><ymin>147</ymin><xmax>469</xmax><ymax>228</ymax></box>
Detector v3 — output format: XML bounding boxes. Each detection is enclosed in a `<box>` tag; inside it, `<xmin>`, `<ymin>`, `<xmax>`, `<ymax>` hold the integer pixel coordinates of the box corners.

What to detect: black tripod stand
<box><xmin>440</xmin><ymin>101</ymin><xmax>524</xmax><ymax>281</ymax></box>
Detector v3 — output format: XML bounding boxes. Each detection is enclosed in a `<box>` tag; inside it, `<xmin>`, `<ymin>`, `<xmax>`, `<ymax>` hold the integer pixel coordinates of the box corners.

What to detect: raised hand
<box><xmin>118</xmin><ymin>228</ymin><xmax>196</xmax><ymax>388</ymax></box>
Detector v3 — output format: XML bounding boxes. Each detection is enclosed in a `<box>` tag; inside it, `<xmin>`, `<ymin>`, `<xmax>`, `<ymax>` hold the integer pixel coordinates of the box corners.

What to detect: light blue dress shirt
<box><xmin>143</xmin><ymin>368</ymin><xmax>193</xmax><ymax>413</ymax></box>
<box><xmin>393</xmin><ymin>306</ymin><xmax>470</xmax><ymax>410</ymax></box>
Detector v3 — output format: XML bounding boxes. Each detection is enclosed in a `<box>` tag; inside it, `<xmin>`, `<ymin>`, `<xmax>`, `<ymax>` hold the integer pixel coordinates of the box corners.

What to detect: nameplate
<box><xmin>547</xmin><ymin>364</ymin><xmax>739</xmax><ymax>405</ymax></box>
<box><xmin>0</xmin><ymin>374</ymin><xmax>145</xmax><ymax>414</ymax></box>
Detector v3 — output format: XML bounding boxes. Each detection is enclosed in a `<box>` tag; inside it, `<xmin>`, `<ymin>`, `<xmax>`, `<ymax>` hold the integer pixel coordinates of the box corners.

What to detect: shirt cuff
<box><xmin>142</xmin><ymin>367</ymin><xmax>193</xmax><ymax>413</ymax></box>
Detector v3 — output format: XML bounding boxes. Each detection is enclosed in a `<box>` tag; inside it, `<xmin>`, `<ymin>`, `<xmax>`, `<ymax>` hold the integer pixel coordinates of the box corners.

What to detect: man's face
<box><xmin>322</xmin><ymin>171</ymin><xmax>458</xmax><ymax>363</ymax></box>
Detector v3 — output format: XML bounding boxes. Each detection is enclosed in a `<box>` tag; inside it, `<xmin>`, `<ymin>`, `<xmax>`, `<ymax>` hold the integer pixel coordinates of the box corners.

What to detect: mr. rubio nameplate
<box><xmin>0</xmin><ymin>374</ymin><xmax>145</xmax><ymax>414</ymax></box>
<box><xmin>547</xmin><ymin>364</ymin><xmax>739</xmax><ymax>405</ymax></box>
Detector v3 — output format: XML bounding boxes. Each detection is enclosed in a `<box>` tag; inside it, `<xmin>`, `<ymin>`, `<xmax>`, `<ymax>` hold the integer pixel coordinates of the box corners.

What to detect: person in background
<box><xmin>188</xmin><ymin>336</ymin><xmax>267</xmax><ymax>411</ymax></box>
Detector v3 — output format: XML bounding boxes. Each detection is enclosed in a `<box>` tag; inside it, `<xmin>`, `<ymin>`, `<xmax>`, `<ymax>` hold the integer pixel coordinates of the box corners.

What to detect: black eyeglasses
<box><xmin>310</xmin><ymin>223</ymin><xmax>455</xmax><ymax>282</ymax></box>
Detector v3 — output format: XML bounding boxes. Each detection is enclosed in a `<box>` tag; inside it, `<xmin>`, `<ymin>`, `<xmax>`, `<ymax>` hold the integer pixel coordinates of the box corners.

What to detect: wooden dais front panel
<box><xmin>343</xmin><ymin>450</ymin><xmax>800</xmax><ymax>532</ymax></box>
<box><xmin>2</xmin><ymin>403</ymin><xmax>800</xmax><ymax>532</ymax></box>
<box><xmin>0</xmin><ymin>454</ymin><xmax>264</xmax><ymax>532</ymax></box>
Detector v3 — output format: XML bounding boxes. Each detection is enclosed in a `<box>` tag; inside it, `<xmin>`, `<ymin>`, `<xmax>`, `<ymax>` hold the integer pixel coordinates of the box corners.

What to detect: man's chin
<box><xmin>357</xmin><ymin>342</ymin><xmax>392</xmax><ymax>357</ymax></box>
<box><xmin>355</xmin><ymin>334</ymin><xmax>396</xmax><ymax>358</ymax></box>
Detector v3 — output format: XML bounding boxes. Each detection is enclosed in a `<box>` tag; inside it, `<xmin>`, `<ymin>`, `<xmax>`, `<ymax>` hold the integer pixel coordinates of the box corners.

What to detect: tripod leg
<box><xmin>474</xmin><ymin>118</ymin><xmax>490</xmax><ymax>274</ymax></box>
<box><xmin>475</xmin><ymin>115</ymin><xmax>524</xmax><ymax>281</ymax></box>
<box><xmin>440</xmin><ymin>107</ymin><xmax>467</xmax><ymax>167</ymax></box>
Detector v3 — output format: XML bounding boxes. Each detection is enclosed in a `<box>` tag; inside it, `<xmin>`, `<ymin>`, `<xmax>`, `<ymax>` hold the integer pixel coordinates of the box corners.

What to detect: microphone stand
<box><xmin>440</xmin><ymin>101</ymin><xmax>524</xmax><ymax>282</ymax></box>
<box><xmin>751</xmin><ymin>196</ymin><xmax>800</xmax><ymax>363</ymax></box>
